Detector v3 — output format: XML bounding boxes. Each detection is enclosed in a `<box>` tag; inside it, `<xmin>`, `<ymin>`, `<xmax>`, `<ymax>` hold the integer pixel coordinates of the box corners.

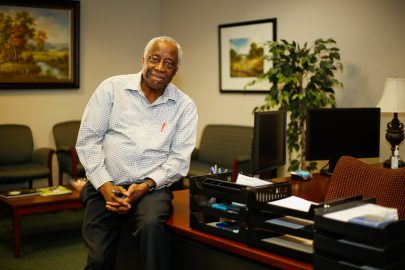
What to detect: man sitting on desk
<box><xmin>76</xmin><ymin>36</ymin><xmax>198</xmax><ymax>270</ymax></box>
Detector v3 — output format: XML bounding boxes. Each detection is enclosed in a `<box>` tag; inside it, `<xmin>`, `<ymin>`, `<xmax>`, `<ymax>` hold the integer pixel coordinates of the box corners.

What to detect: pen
<box><xmin>112</xmin><ymin>189</ymin><xmax>126</xmax><ymax>199</ymax></box>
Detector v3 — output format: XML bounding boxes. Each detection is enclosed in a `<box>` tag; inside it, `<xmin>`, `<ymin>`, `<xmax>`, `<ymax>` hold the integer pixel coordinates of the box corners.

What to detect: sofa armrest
<box><xmin>191</xmin><ymin>148</ymin><xmax>199</xmax><ymax>161</ymax></box>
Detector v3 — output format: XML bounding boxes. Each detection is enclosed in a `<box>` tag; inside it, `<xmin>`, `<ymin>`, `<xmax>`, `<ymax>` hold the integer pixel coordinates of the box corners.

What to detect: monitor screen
<box><xmin>251</xmin><ymin>111</ymin><xmax>286</xmax><ymax>179</ymax></box>
<box><xmin>305</xmin><ymin>107</ymin><xmax>380</xmax><ymax>173</ymax></box>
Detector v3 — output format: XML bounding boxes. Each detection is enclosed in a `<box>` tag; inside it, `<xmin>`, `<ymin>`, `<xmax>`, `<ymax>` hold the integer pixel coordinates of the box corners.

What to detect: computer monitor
<box><xmin>251</xmin><ymin>110</ymin><xmax>286</xmax><ymax>180</ymax></box>
<box><xmin>305</xmin><ymin>107</ymin><xmax>380</xmax><ymax>174</ymax></box>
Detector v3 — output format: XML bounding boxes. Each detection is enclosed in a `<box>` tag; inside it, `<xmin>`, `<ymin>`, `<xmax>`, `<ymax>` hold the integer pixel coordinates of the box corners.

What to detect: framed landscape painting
<box><xmin>219</xmin><ymin>18</ymin><xmax>277</xmax><ymax>93</ymax></box>
<box><xmin>0</xmin><ymin>0</ymin><xmax>80</xmax><ymax>89</ymax></box>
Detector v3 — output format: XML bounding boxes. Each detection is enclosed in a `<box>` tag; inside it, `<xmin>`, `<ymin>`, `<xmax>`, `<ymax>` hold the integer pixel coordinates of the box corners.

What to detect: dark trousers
<box><xmin>80</xmin><ymin>182</ymin><xmax>173</xmax><ymax>270</ymax></box>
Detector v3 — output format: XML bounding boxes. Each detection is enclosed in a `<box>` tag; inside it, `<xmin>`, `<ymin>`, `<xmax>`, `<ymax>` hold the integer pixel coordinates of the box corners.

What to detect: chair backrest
<box><xmin>0</xmin><ymin>124</ymin><xmax>34</xmax><ymax>165</ymax></box>
<box><xmin>53</xmin><ymin>120</ymin><xmax>81</xmax><ymax>148</ymax></box>
<box><xmin>325</xmin><ymin>156</ymin><xmax>405</xmax><ymax>219</ymax></box>
<box><xmin>198</xmin><ymin>124</ymin><xmax>253</xmax><ymax>168</ymax></box>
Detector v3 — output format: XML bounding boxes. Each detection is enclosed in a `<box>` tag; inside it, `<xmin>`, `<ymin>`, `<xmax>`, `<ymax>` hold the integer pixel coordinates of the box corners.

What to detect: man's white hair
<box><xmin>143</xmin><ymin>36</ymin><xmax>183</xmax><ymax>68</ymax></box>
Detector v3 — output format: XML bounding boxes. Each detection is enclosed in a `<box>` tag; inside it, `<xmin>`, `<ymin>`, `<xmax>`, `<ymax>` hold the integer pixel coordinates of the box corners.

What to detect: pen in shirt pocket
<box><xmin>161</xmin><ymin>122</ymin><xmax>166</xmax><ymax>132</ymax></box>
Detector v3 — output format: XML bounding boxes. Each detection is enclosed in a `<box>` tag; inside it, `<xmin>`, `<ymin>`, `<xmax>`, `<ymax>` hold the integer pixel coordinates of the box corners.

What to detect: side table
<box><xmin>0</xmin><ymin>186</ymin><xmax>83</xmax><ymax>258</ymax></box>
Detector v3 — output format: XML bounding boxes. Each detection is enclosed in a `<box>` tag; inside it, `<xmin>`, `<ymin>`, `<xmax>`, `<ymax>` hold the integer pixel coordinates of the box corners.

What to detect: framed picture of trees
<box><xmin>0</xmin><ymin>1</ymin><xmax>79</xmax><ymax>89</ymax></box>
<box><xmin>218</xmin><ymin>18</ymin><xmax>277</xmax><ymax>93</ymax></box>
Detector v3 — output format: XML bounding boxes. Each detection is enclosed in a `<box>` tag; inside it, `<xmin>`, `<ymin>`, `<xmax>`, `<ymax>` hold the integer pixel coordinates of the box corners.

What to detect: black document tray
<box><xmin>314</xmin><ymin>232</ymin><xmax>405</xmax><ymax>268</ymax></box>
<box><xmin>314</xmin><ymin>200</ymin><xmax>405</xmax><ymax>269</ymax></box>
<box><xmin>249</xmin><ymin>194</ymin><xmax>365</xmax><ymax>220</ymax></box>
<box><xmin>314</xmin><ymin>200</ymin><xmax>405</xmax><ymax>246</ymax></box>
<box><xmin>247</xmin><ymin>196</ymin><xmax>370</xmax><ymax>262</ymax></box>
<box><xmin>248</xmin><ymin>228</ymin><xmax>314</xmax><ymax>262</ymax></box>
<box><xmin>314</xmin><ymin>253</ymin><xmax>405</xmax><ymax>270</ymax></box>
<box><xmin>249</xmin><ymin>212</ymin><xmax>314</xmax><ymax>239</ymax></box>
<box><xmin>190</xmin><ymin>173</ymin><xmax>291</xmax><ymax>205</ymax></box>
<box><xmin>189</xmin><ymin>212</ymin><xmax>248</xmax><ymax>243</ymax></box>
<box><xmin>189</xmin><ymin>194</ymin><xmax>248</xmax><ymax>222</ymax></box>
<box><xmin>189</xmin><ymin>173</ymin><xmax>291</xmax><ymax>244</ymax></box>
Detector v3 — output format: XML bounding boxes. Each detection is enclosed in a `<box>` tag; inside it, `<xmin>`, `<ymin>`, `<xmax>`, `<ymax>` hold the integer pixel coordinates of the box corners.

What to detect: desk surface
<box><xmin>167</xmin><ymin>173</ymin><xmax>331</xmax><ymax>270</ymax></box>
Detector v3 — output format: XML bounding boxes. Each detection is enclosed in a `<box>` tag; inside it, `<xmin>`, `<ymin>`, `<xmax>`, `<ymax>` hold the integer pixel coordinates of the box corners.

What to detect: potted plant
<box><xmin>247</xmin><ymin>39</ymin><xmax>343</xmax><ymax>171</ymax></box>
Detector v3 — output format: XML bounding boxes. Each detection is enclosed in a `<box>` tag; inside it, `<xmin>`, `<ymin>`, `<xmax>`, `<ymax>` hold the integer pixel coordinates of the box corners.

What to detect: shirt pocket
<box><xmin>142</xmin><ymin>122</ymin><xmax>174</xmax><ymax>155</ymax></box>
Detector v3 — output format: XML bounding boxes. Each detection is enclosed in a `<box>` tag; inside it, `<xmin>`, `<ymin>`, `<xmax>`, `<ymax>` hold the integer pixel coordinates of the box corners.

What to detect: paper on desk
<box><xmin>323</xmin><ymin>203</ymin><xmax>398</xmax><ymax>222</ymax></box>
<box><xmin>268</xmin><ymin>196</ymin><xmax>318</xmax><ymax>212</ymax></box>
<box><xmin>262</xmin><ymin>234</ymin><xmax>313</xmax><ymax>254</ymax></box>
<box><xmin>236</xmin><ymin>173</ymin><xmax>272</xmax><ymax>187</ymax></box>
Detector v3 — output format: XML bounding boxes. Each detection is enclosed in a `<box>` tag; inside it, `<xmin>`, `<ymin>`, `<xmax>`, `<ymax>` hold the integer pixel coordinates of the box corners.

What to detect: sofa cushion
<box><xmin>188</xmin><ymin>125</ymin><xmax>253</xmax><ymax>178</ymax></box>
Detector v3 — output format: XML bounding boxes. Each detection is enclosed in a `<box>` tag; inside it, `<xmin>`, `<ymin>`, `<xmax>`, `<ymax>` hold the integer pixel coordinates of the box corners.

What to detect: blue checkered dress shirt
<box><xmin>76</xmin><ymin>72</ymin><xmax>198</xmax><ymax>190</ymax></box>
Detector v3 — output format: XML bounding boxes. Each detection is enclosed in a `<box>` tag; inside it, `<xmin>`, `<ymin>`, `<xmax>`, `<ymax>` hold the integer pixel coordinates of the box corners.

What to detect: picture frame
<box><xmin>0</xmin><ymin>0</ymin><xmax>80</xmax><ymax>89</ymax></box>
<box><xmin>219</xmin><ymin>18</ymin><xmax>277</xmax><ymax>93</ymax></box>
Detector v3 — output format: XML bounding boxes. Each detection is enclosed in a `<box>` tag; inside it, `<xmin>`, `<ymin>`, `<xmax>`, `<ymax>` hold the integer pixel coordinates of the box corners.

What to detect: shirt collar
<box><xmin>125</xmin><ymin>72</ymin><xmax>177</xmax><ymax>104</ymax></box>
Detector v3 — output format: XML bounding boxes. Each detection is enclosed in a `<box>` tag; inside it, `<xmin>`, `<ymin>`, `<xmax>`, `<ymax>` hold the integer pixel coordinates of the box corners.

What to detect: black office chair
<box><xmin>53</xmin><ymin>120</ymin><xmax>85</xmax><ymax>185</ymax></box>
<box><xmin>0</xmin><ymin>124</ymin><xmax>54</xmax><ymax>188</ymax></box>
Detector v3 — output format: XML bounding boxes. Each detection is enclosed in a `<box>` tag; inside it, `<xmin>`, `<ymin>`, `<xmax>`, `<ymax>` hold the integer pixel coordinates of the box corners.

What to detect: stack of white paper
<box><xmin>323</xmin><ymin>203</ymin><xmax>398</xmax><ymax>223</ymax></box>
<box><xmin>268</xmin><ymin>196</ymin><xmax>318</xmax><ymax>212</ymax></box>
<box><xmin>236</xmin><ymin>173</ymin><xmax>273</xmax><ymax>187</ymax></box>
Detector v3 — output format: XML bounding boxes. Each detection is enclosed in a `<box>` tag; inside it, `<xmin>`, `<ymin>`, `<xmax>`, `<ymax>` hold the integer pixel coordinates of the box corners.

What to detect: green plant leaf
<box><xmin>247</xmin><ymin>38</ymin><xmax>343</xmax><ymax>171</ymax></box>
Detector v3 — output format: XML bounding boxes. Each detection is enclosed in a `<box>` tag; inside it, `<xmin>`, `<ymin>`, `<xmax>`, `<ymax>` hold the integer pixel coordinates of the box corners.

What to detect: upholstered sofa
<box><xmin>188</xmin><ymin>124</ymin><xmax>253</xmax><ymax>180</ymax></box>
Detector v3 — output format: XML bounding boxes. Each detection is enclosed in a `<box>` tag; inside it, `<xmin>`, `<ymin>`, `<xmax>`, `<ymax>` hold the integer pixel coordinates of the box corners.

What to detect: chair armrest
<box><xmin>56</xmin><ymin>146</ymin><xmax>80</xmax><ymax>168</ymax></box>
<box><xmin>235</xmin><ymin>155</ymin><xmax>250</xmax><ymax>164</ymax></box>
<box><xmin>235</xmin><ymin>155</ymin><xmax>251</xmax><ymax>169</ymax></box>
<box><xmin>231</xmin><ymin>156</ymin><xmax>251</xmax><ymax>181</ymax></box>
<box><xmin>56</xmin><ymin>146</ymin><xmax>76</xmax><ymax>154</ymax></box>
<box><xmin>32</xmin><ymin>147</ymin><xmax>55</xmax><ymax>169</ymax></box>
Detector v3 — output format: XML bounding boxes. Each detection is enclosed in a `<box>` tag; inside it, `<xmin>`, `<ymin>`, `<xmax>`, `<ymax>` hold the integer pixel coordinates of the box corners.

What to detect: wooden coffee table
<box><xmin>0</xmin><ymin>186</ymin><xmax>83</xmax><ymax>258</ymax></box>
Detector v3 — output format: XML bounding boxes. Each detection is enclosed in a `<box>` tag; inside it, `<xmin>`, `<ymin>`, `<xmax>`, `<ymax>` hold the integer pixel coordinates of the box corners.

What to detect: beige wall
<box><xmin>0</xmin><ymin>0</ymin><xmax>404</xmax><ymax>183</ymax></box>
<box><xmin>0</xmin><ymin>0</ymin><xmax>160</xmax><ymax>148</ymax></box>
<box><xmin>161</xmin><ymin>0</ymin><xmax>405</xmax><ymax>167</ymax></box>
<box><xmin>0</xmin><ymin>0</ymin><xmax>161</xmax><ymax>184</ymax></box>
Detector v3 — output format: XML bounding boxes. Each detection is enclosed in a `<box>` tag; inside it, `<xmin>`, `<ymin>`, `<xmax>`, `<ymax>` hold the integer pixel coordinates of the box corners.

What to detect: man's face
<box><xmin>141</xmin><ymin>40</ymin><xmax>179</xmax><ymax>91</ymax></box>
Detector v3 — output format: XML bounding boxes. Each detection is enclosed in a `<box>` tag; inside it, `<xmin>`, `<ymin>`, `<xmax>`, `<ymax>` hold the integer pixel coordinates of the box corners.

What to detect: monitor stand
<box><xmin>320</xmin><ymin>157</ymin><xmax>339</xmax><ymax>176</ymax></box>
<box><xmin>259</xmin><ymin>168</ymin><xmax>277</xmax><ymax>181</ymax></box>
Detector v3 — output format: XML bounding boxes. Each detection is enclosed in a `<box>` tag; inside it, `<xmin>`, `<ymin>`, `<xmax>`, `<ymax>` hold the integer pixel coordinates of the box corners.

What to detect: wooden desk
<box><xmin>166</xmin><ymin>173</ymin><xmax>331</xmax><ymax>270</ymax></box>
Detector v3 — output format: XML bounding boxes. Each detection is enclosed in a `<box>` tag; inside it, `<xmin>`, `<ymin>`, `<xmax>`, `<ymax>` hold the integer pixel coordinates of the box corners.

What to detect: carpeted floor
<box><xmin>0</xmin><ymin>209</ymin><xmax>86</xmax><ymax>270</ymax></box>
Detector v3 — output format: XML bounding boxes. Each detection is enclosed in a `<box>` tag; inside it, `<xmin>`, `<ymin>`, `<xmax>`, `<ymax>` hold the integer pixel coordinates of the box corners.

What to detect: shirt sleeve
<box><xmin>76</xmin><ymin>79</ymin><xmax>114</xmax><ymax>190</ymax></box>
<box><xmin>147</xmin><ymin>101</ymin><xmax>198</xmax><ymax>188</ymax></box>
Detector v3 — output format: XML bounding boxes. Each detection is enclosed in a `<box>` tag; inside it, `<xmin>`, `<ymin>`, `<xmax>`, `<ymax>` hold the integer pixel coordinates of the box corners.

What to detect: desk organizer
<box><xmin>247</xmin><ymin>195</ymin><xmax>366</xmax><ymax>262</ymax></box>
<box><xmin>313</xmin><ymin>200</ymin><xmax>405</xmax><ymax>270</ymax></box>
<box><xmin>189</xmin><ymin>173</ymin><xmax>291</xmax><ymax>243</ymax></box>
